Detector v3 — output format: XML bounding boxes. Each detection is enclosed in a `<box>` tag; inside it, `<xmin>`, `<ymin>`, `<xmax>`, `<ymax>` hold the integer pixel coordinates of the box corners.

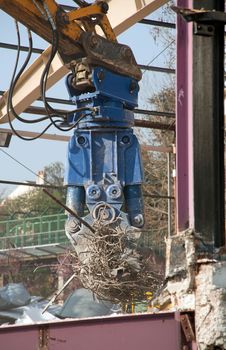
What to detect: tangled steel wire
<box><xmin>71</xmin><ymin>216</ymin><xmax>163</xmax><ymax>304</ymax></box>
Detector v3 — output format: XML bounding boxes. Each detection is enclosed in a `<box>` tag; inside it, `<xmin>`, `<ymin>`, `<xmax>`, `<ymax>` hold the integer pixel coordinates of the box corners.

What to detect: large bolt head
<box><xmin>107</xmin><ymin>185</ymin><xmax>122</xmax><ymax>199</ymax></box>
<box><xmin>86</xmin><ymin>185</ymin><xmax>101</xmax><ymax>200</ymax></box>
<box><xmin>77</xmin><ymin>136</ymin><xmax>86</xmax><ymax>145</ymax></box>
<box><xmin>90</xmin><ymin>35</ymin><xmax>98</xmax><ymax>48</ymax></box>
<box><xmin>120</xmin><ymin>47</ymin><xmax>132</xmax><ymax>59</ymax></box>
<box><xmin>133</xmin><ymin>214</ymin><xmax>144</xmax><ymax>228</ymax></box>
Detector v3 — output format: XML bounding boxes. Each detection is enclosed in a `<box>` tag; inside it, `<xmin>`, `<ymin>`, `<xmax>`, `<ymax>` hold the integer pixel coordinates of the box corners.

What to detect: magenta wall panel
<box><xmin>0</xmin><ymin>313</ymin><xmax>182</xmax><ymax>350</ymax></box>
<box><xmin>176</xmin><ymin>0</ymin><xmax>194</xmax><ymax>231</ymax></box>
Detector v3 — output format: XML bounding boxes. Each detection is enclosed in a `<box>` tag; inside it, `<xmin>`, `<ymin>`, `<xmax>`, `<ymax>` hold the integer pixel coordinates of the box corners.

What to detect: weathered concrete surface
<box><xmin>156</xmin><ymin>230</ymin><xmax>196</xmax><ymax>311</ymax></box>
<box><xmin>195</xmin><ymin>262</ymin><xmax>226</xmax><ymax>350</ymax></box>
<box><xmin>157</xmin><ymin>230</ymin><xmax>226</xmax><ymax>349</ymax></box>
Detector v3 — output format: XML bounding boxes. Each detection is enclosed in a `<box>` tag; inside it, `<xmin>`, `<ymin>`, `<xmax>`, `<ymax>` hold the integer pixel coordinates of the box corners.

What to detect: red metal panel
<box><xmin>0</xmin><ymin>326</ymin><xmax>40</xmax><ymax>349</ymax></box>
<box><xmin>0</xmin><ymin>313</ymin><xmax>182</xmax><ymax>350</ymax></box>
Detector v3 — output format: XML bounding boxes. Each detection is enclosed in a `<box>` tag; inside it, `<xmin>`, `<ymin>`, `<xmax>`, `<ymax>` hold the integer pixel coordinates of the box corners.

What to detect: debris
<box><xmin>69</xmin><ymin>217</ymin><xmax>163</xmax><ymax>304</ymax></box>
<box><xmin>0</xmin><ymin>284</ymin><xmax>60</xmax><ymax>325</ymax></box>
<box><xmin>58</xmin><ymin>288</ymin><xmax>113</xmax><ymax>318</ymax></box>
<box><xmin>0</xmin><ymin>284</ymin><xmax>114</xmax><ymax>325</ymax></box>
<box><xmin>0</xmin><ymin>283</ymin><xmax>31</xmax><ymax>310</ymax></box>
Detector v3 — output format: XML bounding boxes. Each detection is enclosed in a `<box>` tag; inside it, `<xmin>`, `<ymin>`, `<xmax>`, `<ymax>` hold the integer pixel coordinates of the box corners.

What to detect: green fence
<box><xmin>0</xmin><ymin>213</ymin><xmax>68</xmax><ymax>249</ymax></box>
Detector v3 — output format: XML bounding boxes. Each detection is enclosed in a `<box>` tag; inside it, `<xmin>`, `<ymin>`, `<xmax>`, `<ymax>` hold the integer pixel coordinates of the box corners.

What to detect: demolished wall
<box><xmin>156</xmin><ymin>230</ymin><xmax>226</xmax><ymax>350</ymax></box>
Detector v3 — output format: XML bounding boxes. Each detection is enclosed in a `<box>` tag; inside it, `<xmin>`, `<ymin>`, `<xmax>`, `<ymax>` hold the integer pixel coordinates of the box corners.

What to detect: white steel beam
<box><xmin>0</xmin><ymin>48</ymin><xmax>67</xmax><ymax>124</ymax></box>
<box><xmin>0</xmin><ymin>0</ymin><xmax>168</xmax><ymax>124</ymax></box>
<box><xmin>107</xmin><ymin>0</ymin><xmax>168</xmax><ymax>35</ymax></box>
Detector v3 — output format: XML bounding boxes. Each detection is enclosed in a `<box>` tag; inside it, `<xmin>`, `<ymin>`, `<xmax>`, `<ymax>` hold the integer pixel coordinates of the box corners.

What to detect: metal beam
<box><xmin>0</xmin><ymin>43</ymin><xmax>175</xmax><ymax>74</ymax></box>
<box><xmin>23</xmin><ymin>104</ymin><xmax>175</xmax><ymax>119</ymax></box>
<box><xmin>139</xmin><ymin>64</ymin><xmax>175</xmax><ymax>74</ymax></box>
<box><xmin>135</xmin><ymin>108</ymin><xmax>175</xmax><ymax>118</ymax></box>
<box><xmin>176</xmin><ymin>0</ymin><xmax>193</xmax><ymax>231</ymax></box>
<box><xmin>0</xmin><ymin>44</ymin><xmax>174</xmax><ymax>74</ymax></box>
<box><xmin>0</xmin><ymin>0</ymin><xmax>168</xmax><ymax>124</ymax></box>
<box><xmin>176</xmin><ymin>0</ymin><xmax>225</xmax><ymax>248</ymax></box>
<box><xmin>106</xmin><ymin>0</ymin><xmax>169</xmax><ymax>35</ymax></box>
<box><xmin>0</xmin><ymin>312</ymin><xmax>186</xmax><ymax>350</ymax></box>
<box><xmin>0</xmin><ymin>91</ymin><xmax>73</xmax><ymax>106</ymax></box>
<box><xmin>139</xmin><ymin>18</ymin><xmax>175</xmax><ymax>28</ymax></box>
<box><xmin>61</xmin><ymin>6</ymin><xmax>176</xmax><ymax>28</ymax></box>
<box><xmin>134</xmin><ymin>119</ymin><xmax>175</xmax><ymax>131</ymax></box>
<box><xmin>0</xmin><ymin>42</ymin><xmax>43</xmax><ymax>54</ymax></box>
<box><xmin>0</xmin><ymin>120</ymin><xmax>173</xmax><ymax>146</ymax></box>
<box><xmin>0</xmin><ymin>127</ymin><xmax>70</xmax><ymax>142</ymax></box>
<box><xmin>192</xmin><ymin>0</ymin><xmax>225</xmax><ymax>248</ymax></box>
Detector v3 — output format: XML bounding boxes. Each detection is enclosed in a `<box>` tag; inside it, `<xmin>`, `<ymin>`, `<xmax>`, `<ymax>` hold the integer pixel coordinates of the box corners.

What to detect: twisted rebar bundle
<box><xmin>71</xmin><ymin>217</ymin><xmax>163</xmax><ymax>304</ymax></box>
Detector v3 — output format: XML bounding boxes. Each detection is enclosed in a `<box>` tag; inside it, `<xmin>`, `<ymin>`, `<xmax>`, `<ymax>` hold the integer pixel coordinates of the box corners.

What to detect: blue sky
<box><xmin>0</xmin><ymin>1</ymin><xmax>175</xmax><ymax>196</ymax></box>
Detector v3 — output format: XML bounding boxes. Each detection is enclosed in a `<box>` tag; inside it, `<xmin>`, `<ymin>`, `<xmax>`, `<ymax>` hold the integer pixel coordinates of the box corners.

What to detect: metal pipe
<box><xmin>27</xmin><ymin>105</ymin><xmax>176</xmax><ymax>120</ymax></box>
<box><xmin>23</xmin><ymin>106</ymin><xmax>176</xmax><ymax>130</ymax></box>
<box><xmin>139</xmin><ymin>18</ymin><xmax>176</xmax><ymax>28</ymax></box>
<box><xmin>134</xmin><ymin>119</ymin><xmax>175</xmax><ymax>131</ymax></box>
<box><xmin>135</xmin><ymin>109</ymin><xmax>175</xmax><ymax>118</ymax></box>
<box><xmin>0</xmin><ymin>42</ymin><xmax>43</xmax><ymax>54</ymax></box>
<box><xmin>42</xmin><ymin>189</ymin><xmax>95</xmax><ymax>233</ymax></box>
<box><xmin>139</xmin><ymin>64</ymin><xmax>175</xmax><ymax>74</ymax></box>
<box><xmin>0</xmin><ymin>90</ymin><xmax>176</xmax><ymax>120</ymax></box>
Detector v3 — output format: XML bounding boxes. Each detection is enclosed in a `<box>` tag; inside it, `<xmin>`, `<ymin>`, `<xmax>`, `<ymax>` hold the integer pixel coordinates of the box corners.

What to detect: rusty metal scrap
<box><xmin>70</xmin><ymin>217</ymin><xmax>163</xmax><ymax>304</ymax></box>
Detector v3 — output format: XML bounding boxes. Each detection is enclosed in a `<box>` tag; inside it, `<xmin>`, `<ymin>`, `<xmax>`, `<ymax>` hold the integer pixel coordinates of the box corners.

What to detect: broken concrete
<box><xmin>156</xmin><ymin>229</ymin><xmax>226</xmax><ymax>349</ymax></box>
<box><xmin>195</xmin><ymin>262</ymin><xmax>226</xmax><ymax>350</ymax></box>
<box><xmin>156</xmin><ymin>229</ymin><xmax>196</xmax><ymax>311</ymax></box>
